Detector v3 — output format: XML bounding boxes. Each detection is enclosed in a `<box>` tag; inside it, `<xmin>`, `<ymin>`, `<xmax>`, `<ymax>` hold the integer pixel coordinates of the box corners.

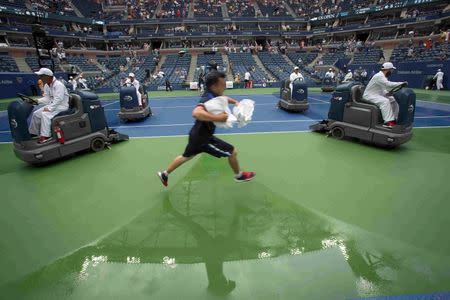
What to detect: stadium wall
<box><xmin>350</xmin><ymin>61</ymin><xmax>449</xmax><ymax>89</ymax></box>
<box><xmin>0</xmin><ymin>72</ymin><xmax>68</xmax><ymax>98</ymax></box>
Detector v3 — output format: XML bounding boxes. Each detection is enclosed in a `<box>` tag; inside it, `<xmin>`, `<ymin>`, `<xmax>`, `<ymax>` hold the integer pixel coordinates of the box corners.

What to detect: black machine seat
<box><xmin>54</xmin><ymin>95</ymin><xmax>81</xmax><ymax>118</ymax></box>
<box><xmin>350</xmin><ymin>84</ymin><xmax>383</xmax><ymax>124</ymax></box>
<box><xmin>52</xmin><ymin>94</ymin><xmax>84</xmax><ymax>124</ymax></box>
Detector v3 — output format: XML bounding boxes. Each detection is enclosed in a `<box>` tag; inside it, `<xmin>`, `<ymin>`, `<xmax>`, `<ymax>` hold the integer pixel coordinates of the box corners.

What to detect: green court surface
<box><xmin>1</xmin><ymin>127</ymin><xmax>450</xmax><ymax>299</ymax></box>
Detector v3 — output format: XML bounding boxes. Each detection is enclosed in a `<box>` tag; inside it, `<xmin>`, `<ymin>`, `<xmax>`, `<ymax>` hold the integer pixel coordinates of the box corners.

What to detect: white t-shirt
<box><xmin>434</xmin><ymin>71</ymin><xmax>444</xmax><ymax>81</ymax></box>
<box><xmin>290</xmin><ymin>72</ymin><xmax>304</xmax><ymax>83</ymax></box>
<box><xmin>244</xmin><ymin>72</ymin><xmax>251</xmax><ymax>81</ymax></box>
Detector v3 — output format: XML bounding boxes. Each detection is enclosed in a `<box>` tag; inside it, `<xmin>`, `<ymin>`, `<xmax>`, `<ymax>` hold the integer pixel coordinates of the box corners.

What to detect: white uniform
<box><xmin>125</xmin><ymin>78</ymin><xmax>142</xmax><ymax>105</ymax></box>
<box><xmin>434</xmin><ymin>71</ymin><xmax>444</xmax><ymax>90</ymax></box>
<box><xmin>363</xmin><ymin>71</ymin><xmax>403</xmax><ymax>122</ymax></box>
<box><xmin>78</xmin><ymin>78</ymin><xmax>88</xmax><ymax>90</ymax></box>
<box><xmin>69</xmin><ymin>79</ymin><xmax>77</xmax><ymax>91</ymax></box>
<box><xmin>289</xmin><ymin>71</ymin><xmax>304</xmax><ymax>96</ymax></box>
<box><xmin>29</xmin><ymin>78</ymin><xmax>69</xmax><ymax>137</ymax></box>
<box><xmin>325</xmin><ymin>71</ymin><xmax>334</xmax><ymax>79</ymax></box>
<box><xmin>343</xmin><ymin>71</ymin><xmax>353</xmax><ymax>82</ymax></box>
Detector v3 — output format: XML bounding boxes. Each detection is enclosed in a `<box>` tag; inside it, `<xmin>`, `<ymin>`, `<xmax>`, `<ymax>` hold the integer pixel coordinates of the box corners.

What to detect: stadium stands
<box><xmin>194</xmin><ymin>0</ymin><xmax>222</xmax><ymax>17</ymax></box>
<box><xmin>287</xmin><ymin>51</ymin><xmax>318</xmax><ymax>67</ymax></box>
<box><xmin>228</xmin><ymin>53</ymin><xmax>269</xmax><ymax>84</ymax></box>
<box><xmin>321</xmin><ymin>49</ymin><xmax>348</xmax><ymax>65</ymax></box>
<box><xmin>391</xmin><ymin>42</ymin><xmax>450</xmax><ymax>63</ymax></box>
<box><xmin>257</xmin><ymin>0</ymin><xmax>290</xmax><ymax>17</ymax></box>
<box><xmin>352</xmin><ymin>48</ymin><xmax>384</xmax><ymax>64</ymax></box>
<box><xmin>257</xmin><ymin>52</ymin><xmax>290</xmax><ymax>80</ymax></box>
<box><xmin>71</xmin><ymin>0</ymin><xmax>103</xmax><ymax>18</ymax></box>
<box><xmin>157</xmin><ymin>0</ymin><xmax>189</xmax><ymax>18</ymax></box>
<box><xmin>66</xmin><ymin>56</ymin><xmax>100</xmax><ymax>72</ymax></box>
<box><xmin>149</xmin><ymin>54</ymin><xmax>191</xmax><ymax>89</ymax></box>
<box><xmin>31</xmin><ymin>0</ymin><xmax>77</xmax><ymax>17</ymax></box>
<box><xmin>25</xmin><ymin>56</ymin><xmax>62</xmax><ymax>72</ymax></box>
<box><xmin>227</xmin><ymin>1</ymin><xmax>256</xmax><ymax>17</ymax></box>
<box><xmin>0</xmin><ymin>0</ymin><xmax>26</xmax><ymax>9</ymax></box>
<box><xmin>0</xmin><ymin>55</ymin><xmax>19</xmax><ymax>72</ymax></box>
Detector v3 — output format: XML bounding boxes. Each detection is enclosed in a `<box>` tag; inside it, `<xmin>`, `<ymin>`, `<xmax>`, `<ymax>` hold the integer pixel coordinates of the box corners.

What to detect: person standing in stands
<box><xmin>434</xmin><ymin>69</ymin><xmax>444</xmax><ymax>91</ymax></box>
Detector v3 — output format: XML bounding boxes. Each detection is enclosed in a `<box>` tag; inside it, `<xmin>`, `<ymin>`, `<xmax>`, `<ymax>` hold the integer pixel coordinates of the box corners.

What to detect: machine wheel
<box><xmin>331</xmin><ymin>127</ymin><xmax>345</xmax><ymax>140</ymax></box>
<box><xmin>91</xmin><ymin>137</ymin><xmax>106</xmax><ymax>152</ymax></box>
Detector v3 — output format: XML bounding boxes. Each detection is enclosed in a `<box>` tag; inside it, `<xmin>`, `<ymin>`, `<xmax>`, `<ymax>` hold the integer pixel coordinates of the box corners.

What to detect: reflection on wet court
<box><xmin>2</xmin><ymin>155</ymin><xmax>450</xmax><ymax>300</ymax></box>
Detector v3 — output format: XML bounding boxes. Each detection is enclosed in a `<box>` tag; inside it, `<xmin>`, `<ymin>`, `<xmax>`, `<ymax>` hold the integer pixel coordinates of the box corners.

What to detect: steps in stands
<box><xmin>221</xmin><ymin>53</ymin><xmax>233</xmax><ymax>81</ymax></box>
<box><xmin>221</xmin><ymin>2</ymin><xmax>229</xmax><ymax>18</ymax></box>
<box><xmin>383</xmin><ymin>48</ymin><xmax>393</xmax><ymax>62</ymax></box>
<box><xmin>284</xmin><ymin>2</ymin><xmax>297</xmax><ymax>18</ymax></box>
<box><xmin>309</xmin><ymin>53</ymin><xmax>322</xmax><ymax>67</ymax></box>
<box><xmin>187</xmin><ymin>54</ymin><xmax>198</xmax><ymax>82</ymax></box>
<box><xmin>153</xmin><ymin>2</ymin><xmax>164</xmax><ymax>19</ymax></box>
<box><xmin>14</xmin><ymin>57</ymin><xmax>32</xmax><ymax>72</ymax></box>
<box><xmin>253</xmin><ymin>54</ymin><xmax>275</xmax><ymax>81</ymax></box>
<box><xmin>67</xmin><ymin>0</ymin><xmax>84</xmax><ymax>17</ymax></box>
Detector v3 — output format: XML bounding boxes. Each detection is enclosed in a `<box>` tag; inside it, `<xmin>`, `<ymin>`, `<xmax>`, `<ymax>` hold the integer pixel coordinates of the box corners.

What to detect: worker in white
<box><xmin>325</xmin><ymin>68</ymin><xmax>335</xmax><ymax>79</ymax></box>
<box><xmin>77</xmin><ymin>74</ymin><xmax>88</xmax><ymax>90</ymax></box>
<box><xmin>244</xmin><ymin>70</ymin><xmax>251</xmax><ymax>88</ymax></box>
<box><xmin>29</xmin><ymin>68</ymin><xmax>69</xmax><ymax>144</ymax></box>
<box><xmin>124</xmin><ymin>72</ymin><xmax>142</xmax><ymax>106</ymax></box>
<box><xmin>434</xmin><ymin>69</ymin><xmax>444</xmax><ymax>90</ymax></box>
<box><xmin>289</xmin><ymin>66</ymin><xmax>304</xmax><ymax>96</ymax></box>
<box><xmin>363</xmin><ymin>62</ymin><xmax>407</xmax><ymax>128</ymax></box>
<box><xmin>69</xmin><ymin>76</ymin><xmax>77</xmax><ymax>91</ymax></box>
<box><xmin>343</xmin><ymin>69</ymin><xmax>353</xmax><ymax>82</ymax></box>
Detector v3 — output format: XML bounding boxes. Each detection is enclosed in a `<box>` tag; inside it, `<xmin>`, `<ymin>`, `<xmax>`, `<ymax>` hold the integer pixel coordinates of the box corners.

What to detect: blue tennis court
<box><xmin>1</xmin><ymin>92</ymin><xmax>449</xmax><ymax>143</ymax></box>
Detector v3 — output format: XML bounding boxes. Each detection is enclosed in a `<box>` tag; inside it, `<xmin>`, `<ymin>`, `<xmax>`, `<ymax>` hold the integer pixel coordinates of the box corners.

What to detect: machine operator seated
<box><xmin>362</xmin><ymin>62</ymin><xmax>408</xmax><ymax>129</ymax></box>
<box><xmin>28</xmin><ymin>68</ymin><xmax>69</xmax><ymax>144</ymax></box>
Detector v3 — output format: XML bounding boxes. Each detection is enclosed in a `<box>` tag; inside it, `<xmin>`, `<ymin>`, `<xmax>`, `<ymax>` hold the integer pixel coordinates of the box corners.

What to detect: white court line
<box><xmin>103</xmin><ymin>102</ymin><xmax>329</xmax><ymax>111</ymax></box>
<box><xmin>102</xmin><ymin>100</ymin><xmax>119</xmax><ymax>107</ymax></box>
<box><xmin>415</xmin><ymin>115</ymin><xmax>450</xmax><ymax>119</ymax></box>
<box><xmin>2</xmin><ymin>115</ymin><xmax>450</xmax><ymax>133</ymax></box>
<box><xmin>308</xmin><ymin>96</ymin><xmax>330</xmax><ymax>104</ymax></box>
<box><xmin>1</xmin><ymin>126</ymin><xmax>450</xmax><ymax>144</ymax></box>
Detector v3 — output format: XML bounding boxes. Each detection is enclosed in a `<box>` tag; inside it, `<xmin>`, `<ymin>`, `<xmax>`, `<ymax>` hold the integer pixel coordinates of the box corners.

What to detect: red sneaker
<box><xmin>234</xmin><ymin>172</ymin><xmax>256</xmax><ymax>183</ymax></box>
<box><xmin>383</xmin><ymin>121</ymin><xmax>397</xmax><ymax>129</ymax></box>
<box><xmin>37</xmin><ymin>136</ymin><xmax>53</xmax><ymax>144</ymax></box>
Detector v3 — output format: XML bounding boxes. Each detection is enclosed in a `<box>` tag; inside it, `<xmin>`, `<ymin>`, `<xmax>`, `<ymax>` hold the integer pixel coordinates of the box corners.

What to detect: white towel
<box><xmin>203</xmin><ymin>96</ymin><xmax>254</xmax><ymax>129</ymax></box>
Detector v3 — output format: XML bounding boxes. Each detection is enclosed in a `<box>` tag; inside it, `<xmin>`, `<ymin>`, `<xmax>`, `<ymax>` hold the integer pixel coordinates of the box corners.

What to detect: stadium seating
<box><xmin>149</xmin><ymin>54</ymin><xmax>191</xmax><ymax>89</ymax></box>
<box><xmin>194</xmin><ymin>0</ymin><xmax>222</xmax><ymax>17</ymax></box>
<box><xmin>66</xmin><ymin>56</ymin><xmax>100</xmax><ymax>72</ymax></box>
<box><xmin>157</xmin><ymin>0</ymin><xmax>189</xmax><ymax>18</ymax></box>
<box><xmin>25</xmin><ymin>56</ymin><xmax>62</xmax><ymax>72</ymax></box>
<box><xmin>391</xmin><ymin>42</ymin><xmax>450</xmax><ymax>63</ymax></box>
<box><xmin>193</xmin><ymin>53</ymin><xmax>226</xmax><ymax>81</ymax></box>
<box><xmin>257</xmin><ymin>52</ymin><xmax>291</xmax><ymax>81</ymax></box>
<box><xmin>71</xmin><ymin>0</ymin><xmax>102</xmax><ymax>18</ymax></box>
<box><xmin>257</xmin><ymin>0</ymin><xmax>290</xmax><ymax>17</ymax></box>
<box><xmin>0</xmin><ymin>0</ymin><xmax>27</xmax><ymax>9</ymax></box>
<box><xmin>228</xmin><ymin>53</ymin><xmax>269</xmax><ymax>84</ymax></box>
<box><xmin>227</xmin><ymin>1</ymin><xmax>255</xmax><ymax>17</ymax></box>
<box><xmin>352</xmin><ymin>48</ymin><xmax>383</xmax><ymax>64</ymax></box>
<box><xmin>321</xmin><ymin>50</ymin><xmax>348</xmax><ymax>65</ymax></box>
<box><xmin>0</xmin><ymin>55</ymin><xmax>19</xmax><ymax>72</ymax></box>
<box><xmin>287</xmin><ymin>51</ymin><xmax>318</xmax><ymax>67</ymax></box>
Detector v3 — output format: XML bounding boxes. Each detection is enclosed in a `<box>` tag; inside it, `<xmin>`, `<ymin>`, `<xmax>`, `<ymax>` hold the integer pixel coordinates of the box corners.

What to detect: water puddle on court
<box><xmin>1</xmin><ymin>156</ymin><xmax>449</xmax><ymax>300</ymax></box>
